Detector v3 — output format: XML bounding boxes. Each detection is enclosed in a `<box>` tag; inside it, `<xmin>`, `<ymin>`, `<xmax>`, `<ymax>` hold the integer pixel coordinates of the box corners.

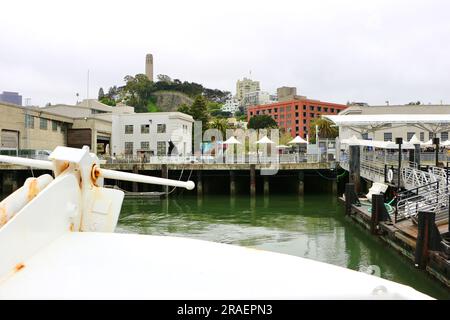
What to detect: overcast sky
<box><xmin>1</xmin><ymin>0</ymin><xmax>450</xmax><ymax>107</ymax></box>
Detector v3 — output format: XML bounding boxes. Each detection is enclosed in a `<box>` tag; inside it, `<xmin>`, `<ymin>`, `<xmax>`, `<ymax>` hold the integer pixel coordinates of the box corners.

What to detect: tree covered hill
<box><xmin>98</xmin><ymin>73</ymin><xmax>230</xmax><ymax>113</ymax></box>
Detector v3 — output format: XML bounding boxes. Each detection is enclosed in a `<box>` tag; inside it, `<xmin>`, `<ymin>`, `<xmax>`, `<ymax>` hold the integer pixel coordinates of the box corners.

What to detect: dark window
<box><xmin>25</xmin><ymin>114</ymin><xmax>34</xmax><ymax>129</ymax></box>
<box><xmin>420</xmin><ymin>132</ymin><xmax>424</xmax><ymax>141</ymax></box>
<box><xmin>331</xmin><ymin>108</ymin><xmax>335</xmax><ymax>113</ymax></box>
<box><xmin>157</xmin><ymin>124</ymin><xmax>166</xmax><ymax>133</ymax></box>
<box><xmin>317</xmin><ymin>106</ymin><xmax>322</xmax><ymax>112</ymax></box>
<box><xmin>40</xmin><ymin>118</ymin><xmax>48</xmax><ymax>130</ymax></box>
<box><xmin>274</xmin><ymin>108</ymin><xmax>278</xmax><ymax>112</ymax></box>
<box><xmin>303</xmin><ymin>105</ymin><xmax>306</xmax><ymax>110</ymax></box>
<box><xmin>310</xmin><ymin>113</ymin><xmax>314</xmax><ymax>117</ymax></box>
<box><xmin>324</xmin><ymin>107</ymin><xmax>328</xmax><ymax>112</ymax></box>
<box><xmin>310</xmin><ymin>106</ymin><xmax>314</xmax><ymax>111</ymax></box>
<box><xmin>141</xmin><ymin>124</ymin><xmax>150</xmax><ymax>134</ymax></box>
<box><xmin>441</xmin><ymin>132</ymin><xmax>449</xmax><ymax>141</ymax></box>
<box><xmin>52</xmin><ymin>120</ymin><xmax>58</xmax><ymax>131</ymax></box>
<box><xmin>362</xmin><ymin>133</ymin><xmax>369</xmax><ymax>140</ymax></box>
<box><xmin>295</xmin><ymin>105</ymin><xmax>298</xmax><ymax>110</ymax></box>
<box><xmin>303</xmin><ymin>112</ymin><xmax>306</xmax><ymax>117</ymax></box>
<box><xmin>303</xmin><ymin>119</ymin><xmax>306</xmax><ymax>124</ymax></box>
<box><xmin>295</xmin><ymin>112</ymin><xmax>299</xmax><ymax>117</ymax></box>
<box><xmin>384</xmin><ymin>132</ymin><xmax>392</xmax><ymax>141</ymax></box>
<box><xmin>295</xmin><ymin>119</ymin><xmax>299</xmax><ymax>124</ymax></box>
<box><xmin>125</xmin><ymin>125</ymin><xmax>133</xmax><ymax>134</ymax></box>
<box><xmin>407</xmin><ymin>132</ymin><xmax>415</xmax><ymax>141</ymax></box>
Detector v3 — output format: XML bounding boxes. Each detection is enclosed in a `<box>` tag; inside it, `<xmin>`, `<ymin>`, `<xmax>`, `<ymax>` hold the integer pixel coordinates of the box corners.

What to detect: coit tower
<box><xmin>145</xmin><ymin>53</ymin><xmax>153</xmax><ymax>81</ymax></box>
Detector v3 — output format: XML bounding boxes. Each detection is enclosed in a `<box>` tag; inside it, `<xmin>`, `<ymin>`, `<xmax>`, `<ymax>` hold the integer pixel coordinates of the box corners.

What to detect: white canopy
<box><xmin>223</xmin><ymin>136</ymin><xmax>241</xmax><ymax>145</ymax></box>
<box><xmin>276</xmin><ymin>145</ymin><xmax>290</xmax><ymax>149</ymax></box>
<box><xmin>340</xmin><ymin>136</ymin><xmax>414</xmax><ymax>149</ymax></box>
<box><xmin>288</xmin><ymin>136</ymin><xmax>308</xmax><ymax>144</ymax></box>
<box><xmin>408</xmin><ymin>134</ymin><xmax>422</xmax><ymax>145</ymax></box>
<box><xmin>324</xmin><ymin>114</ymin><xmax>450</xmax><ymax>126</ymax></box>
<box><xmin>421</xmin><ymin>139</ymin><xmax>433</xmax><ymax>147</ymax></box>
<box><xmin>442</xmin><ymin>140</ymin><xmax>450</xmax><ymax>147</ymax></box>
<box><xmin>255</xmin><ymin>136</ymin><xmax>274</xmax><ymax>144</ymax></box>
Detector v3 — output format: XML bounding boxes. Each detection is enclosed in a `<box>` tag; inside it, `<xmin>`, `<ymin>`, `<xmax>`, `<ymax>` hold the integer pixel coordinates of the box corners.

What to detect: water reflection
<box><xmin>117</xmin><ymin>194</ymin><xmax>449</xmax><ymax>299</ymax></box>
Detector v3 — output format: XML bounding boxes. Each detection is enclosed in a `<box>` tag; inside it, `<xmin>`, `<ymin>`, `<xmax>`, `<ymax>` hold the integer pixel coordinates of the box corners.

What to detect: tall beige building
<box><xmin>236</xmin><ymin>77</ymin><xmax>260</xmax><ymax>101</ymax></box>
<box><xmin>145</xmin><ymin>53</ymin><xmax>153</xmax><ymax>81</ymax></box>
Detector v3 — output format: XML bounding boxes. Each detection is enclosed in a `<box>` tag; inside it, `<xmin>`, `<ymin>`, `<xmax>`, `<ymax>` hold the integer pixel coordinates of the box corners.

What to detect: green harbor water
<box><xmin>116</xmin><ymin>194</ymin><xmax>450</xmax><ymax>299</ymax></box>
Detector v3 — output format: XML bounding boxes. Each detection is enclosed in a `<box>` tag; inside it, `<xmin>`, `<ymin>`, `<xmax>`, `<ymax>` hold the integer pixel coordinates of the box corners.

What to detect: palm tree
<box><xmin>209</xmin><ymin>118</ymin><xmax>229</xmax><ymax>138</ymax></box>
<box><xmin>309</xmin><ymin>118</ymin><xmax>338</xmax><ymax>143</ymax></box>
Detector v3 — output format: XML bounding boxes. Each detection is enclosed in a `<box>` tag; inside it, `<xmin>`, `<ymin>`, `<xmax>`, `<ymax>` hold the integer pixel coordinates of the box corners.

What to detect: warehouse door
<box><xmin>1</xmin><ymin>129</ymin><xmax>19</xmax><ymax>155</ymax></box>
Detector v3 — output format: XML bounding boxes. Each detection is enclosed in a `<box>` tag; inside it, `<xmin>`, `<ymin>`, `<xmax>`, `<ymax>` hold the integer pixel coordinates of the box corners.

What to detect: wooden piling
<box><xmin>298</xmin><ymin>171</ymin><xmax>304</xmax><ymax>196</ymax></box>
<box><xmin>349</xmin><ymin>145</ymin><xmax>361</xmax><ymax>193</ymax></box>
<box><xmin>415</xmin><ymin>211</ymin><xmax>443</xmax><ymax>269</ymax></box>
<box><xmin>230</xmin><ymin>171</ymin><xmax>236</xmax><ymax>196</ymax></box>
<box><xmin>132</xmin><ymin>165</ymin><xmax>139</xmax><ymax>192</ymax></box>
<box><xmin>370</xmin><ymin>194</ymin><xmax>385</xmax><ymax>234</ymax></box>
<box><xmin>250</xmin><ymin>164</ymin><xmax>256</xmax><ymax>197</ymax></box>
<box><xmin>197</xmin><ymin>171</ymin><xmax>203</xmax><ymax>198</ymax></box>
<box><xmin>161</xmin><ymin>164</ymin><xmax>168</xmax><ymax>196</ymax></box>
<box><xmin>263</xmin><ymin>175</ymin><xmax>269</xmax><ymax>197</ymax></box>
<box><xmin>345</xmin><ymin>183</ymin><xmax>356</xmax><ymax>215</ymax></box>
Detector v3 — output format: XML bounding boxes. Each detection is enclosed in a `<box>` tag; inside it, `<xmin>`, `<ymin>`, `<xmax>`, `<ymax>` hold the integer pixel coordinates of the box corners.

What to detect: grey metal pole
<box><xmin>433</xmin><ymin>137</ymin><xmax>440</xmax><ymax>167</ymax></box>
<box><xmin>396</xmin><ymin>137</ymin><xmax>403</xmax><ymax>189</ymax></box>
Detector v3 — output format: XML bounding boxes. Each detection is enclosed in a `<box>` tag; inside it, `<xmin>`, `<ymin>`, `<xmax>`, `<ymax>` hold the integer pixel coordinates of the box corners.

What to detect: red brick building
<box><xmin>247</xmin><ymin>98</ymin><xmax>347</xmax><ymax>138</ymax></box>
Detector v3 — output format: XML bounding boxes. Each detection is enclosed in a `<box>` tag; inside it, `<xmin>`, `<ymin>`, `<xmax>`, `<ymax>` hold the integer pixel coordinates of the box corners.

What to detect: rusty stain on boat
<box><xmin>27</xmin><ymin>178</ymin><xmax>40</xmax><ymax>201</ymax></box>
<box><xmin>14</xmin><ymin>263</ymin><xmax>25</xmax><ymax>273</ymax></box>
<box><xmin>91</xmin><ymin>164</ymin><xmax>101</xmax><ymax>187</ymax></box>
<box><xmin>0</xmin><ymin>206</ymin><xmax>7</xmax><ymax>227</ymax></box>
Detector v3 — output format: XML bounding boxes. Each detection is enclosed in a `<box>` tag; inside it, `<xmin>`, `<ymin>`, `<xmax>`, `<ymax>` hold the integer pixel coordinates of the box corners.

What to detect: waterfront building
<box><xmin>0</xmin><ymin>91</ymin><xmax>22</xmax><ymax>106</ymax></box>
<box><xmin>111</xmin><ymin>112</ymin><xmax>194</xmax><ymax>157</ymax></box>
<box><xmin>221</xmin><ymin>98</ymin><xmax>240</xmax><ymax>114</ymax></box>
<box><xmin>236</xmin><ymin>77</ymin><xmax>260</xmax><ymax>102</ymax></box>
<box><xmin>42</xmin><ymin>99</ymin><xmax>135</xmax><ymax>155</ymax></box>
<box><xmin>0</xmin><ymin>101</ymin><xmax>72</xmax><ymax>154</ymax></box>
<box><xmin>145</xmin><ymin>53</ymin><xmax>154</xmax><ymax>82</ymax></box>
<box><xmin>247</xmin><ymin>98</ymin><xmax>347</xmax><ymax>138</ymax></box>
<box><xmin>331</xmin><ymin>104</ymin><xmax>450</xmax><ymax>142</ymax></box>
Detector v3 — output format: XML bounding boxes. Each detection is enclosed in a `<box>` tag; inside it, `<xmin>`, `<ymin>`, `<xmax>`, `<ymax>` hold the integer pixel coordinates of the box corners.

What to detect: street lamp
<box><xmin>395</xmin><ymin>137</ymin><xmax>403</xmax><ymax>189</ymax></box>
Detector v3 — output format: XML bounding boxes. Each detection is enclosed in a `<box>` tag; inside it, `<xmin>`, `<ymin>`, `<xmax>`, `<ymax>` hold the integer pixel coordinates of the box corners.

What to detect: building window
<box><xmin>140</xmin><ymin>141</ymin><xmax>150</xmax><ymax>150</ymax></box>
<box><xmin>303</xmin><ymin>105</ymin><xmax>306</xmax><ymax>110</ymax></box>
<box><xmin>125</xmin><ymin>125</ymin><xmax>133</xmax><ymax>134</ymax></box>
<box><xmin>324</xmin><ymin>107</ymin><xmax>328</xmax><ymax>112</ymax></box>
<box><xmin>274</xmin><ymin>108</ymin><xmax>278</xmax><ymax>112</ymax></box>
<box><xmin>407</xmin><ymin>132</ymin><xmax>415</xmax><ymax>141</ymax></box>
<box><xmin>420</xmin><ymin>132</ymin><xmax>424</xmax><ymax>142</ymax></box>
<box><xmin>303</xmin><ymin>119</ymin><xmax>306</xmax><ymax>124</ymax></box>
<box><xmin>441</xmin><ymin>132</ymin><xmax>449</xmax><ymax>141</ymax></box>
<box><xmin>317</xmin><ymin>106</ymin><xmax>322</xmax><ymax>112</ymax></box>
<box><xmin>157</xmin><ymin>124</ymin><xmax>166</xmax><ymax>133</ymax></box>
<box><xmin>303</xmin><ymin>126</ymin><xmax>307</xmax><ymax>132</ymax></box>
<box><xmin>295</xmin><ymin>119</ymin><xmax>299</xmax><ymax>124</ymax></box>
<box><xmin>295</xmin><ymin>105</ymin><xmax>298</xmax><ymax>110</ymax></box>
<box><xmin>310</xmin><ymin>106</ymin><xmax>314</xmax><ymax>111</ymax></box>
<box><xmin>279</xmin><ymin>107</ymin><xmax>284</xmax><ymax>112</ymax></box>
<box><xmin>303</xmin><ymin>112</ymin><xmax>306</xmax><ymax>117</ymax></box>
<box><xmin>362</xmin><ymin>133</ymin><xmax>369</xmax><ymax>140</ymax></box>
<box><xmin>52</xmin><ymin>120</ymin><xmax>58</xmax><ymax>131</ymax></box>
<box><xmin>280</xmin><ymin>114</ymin><xmax>285</xmax><ymax>119</ymax></box>
<box><xmin>286</xmin><ymin>106</ymin><xmax>291</xmax><ymax>112</ymax></box>
<box><xmin>141</xmin><ymin>124</ymin><xmax>150</xmax><ymax>134</ymax></box>
<box><xmin>274</xmin><ymin>115</ymin><xmax>278</xmax><ymax>120</ymax></box>
<box><xmin>428</xmin><ymin>132</ymin><xmax>434</xmax><ymax>140</ymax></box>
<box><xmin>157</xmin><ymin>141</ymin><xmax>166</xmax><ymax>155</ymax></box>
<box><xmin>331</xmin><ymin>108</ymin><xmax>335</xmax><ymax>113</ymax></box>
<box><xmin>295</xmin><ymin>112</ymin><xmax>299</xmax><ymax>117</ymax></box>
<box><xmin>40</xmin><ymin>118</ymin><xmax>48</xmax><ymax>130</ymax></box>
<box><xmin>250</xmin><ymin>112</ymin><xmax>253</xmax><ymax>116</ymax></box>
<box><xmin>124</xmin><ymin>142</ymin><xmax>133</xmax><ymax>155</ymax></box>
<box><xmin>309</xmin><ymin>113</ymin><xmax>314</xmax><ymax>117</ymax></box>
<box><xmin>25</xmin><ymin>114</ymin><xmax>34</xmax><ymax>129</ymax></box>
<box><xmin>384</xmin><ymin>132</ymin><xmax>392</xmax><ymax>141</ymax></box>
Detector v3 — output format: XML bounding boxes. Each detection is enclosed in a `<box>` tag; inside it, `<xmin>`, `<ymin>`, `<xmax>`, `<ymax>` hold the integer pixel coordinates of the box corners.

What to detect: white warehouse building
<box><xmin>111</xmin><ymin>112</ymin><xmax>194</xmax><ymax>157</ymax></box>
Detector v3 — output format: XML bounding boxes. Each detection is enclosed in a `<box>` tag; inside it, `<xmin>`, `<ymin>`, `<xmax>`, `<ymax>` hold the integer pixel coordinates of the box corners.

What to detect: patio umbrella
<box><xmin>408</xmin><ymin>134</ymin><xmax>421</xmax><ymax>145</ymax></box>
<box><xmin>288</xmin><ymin>135</ymin><xmax>308</xmax><ymax>145</ymax></box>
<box><xmin>223</xmin><ymin>136</ymin><xmax>241</xmax><ymax>145</ymax></box>
<box><xmin>256</xmin><ymin>136</ymin><xmax>274</xmax><ymax>144</ymax></box>
<box><xmin>255</xmin><ymin>136</ymin><xmax>274</xmax><ymax>162</ymax></box>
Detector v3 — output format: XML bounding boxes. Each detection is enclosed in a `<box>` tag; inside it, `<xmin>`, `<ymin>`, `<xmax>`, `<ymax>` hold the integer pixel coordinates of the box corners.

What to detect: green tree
<box><xmin>98</xmin><ymin>87</ymin><xmax>105</xmax><ymax>100</ymax></box>
<box><xmin>177</xmin><ymin>103</ymin><xmax>191</xmax><ymax>115</ymax></box>
<box><xmin>209</xmin><ymin>118</ymin><xmax>229</xmax><ymax>137</ymax></box>
<box><xmin>248</xmin><ymin>115</ymin><xmax>278</xmax><ymax>130</ymax></box>
<box><xmin>309</xmin><ymin>118</ymin><xmax>338</xmax><ymax>143</ymax></box>
<box><xmin>190</xmin><ymin>95</ymin><xmax>210</xmax><ymax>129</ymax></box>
<box><xmin>123</xmin><ymin>74</ymin><xmax>155</xmax><ymax>112</ymax></box>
